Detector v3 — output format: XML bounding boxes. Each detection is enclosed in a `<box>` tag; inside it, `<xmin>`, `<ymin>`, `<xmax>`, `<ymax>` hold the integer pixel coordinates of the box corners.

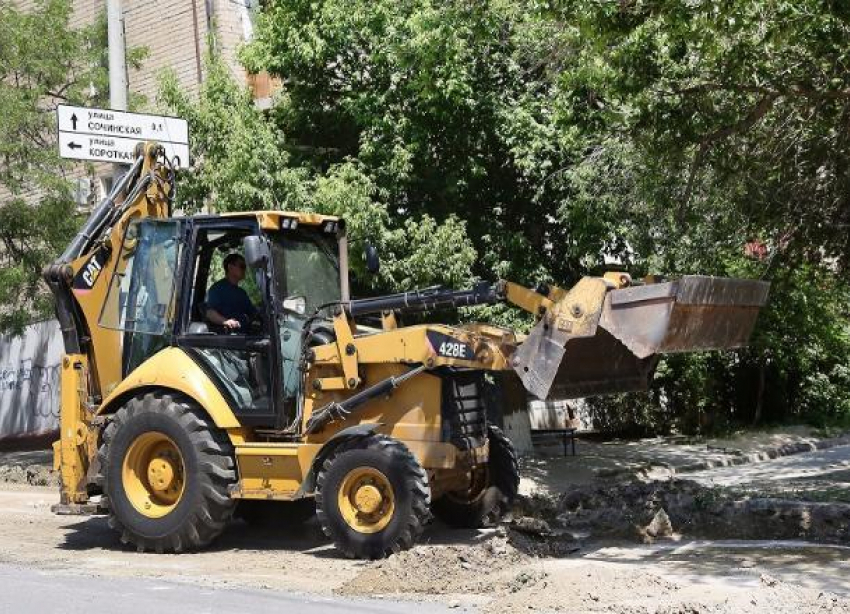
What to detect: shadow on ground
<box><xmin>58</xmin><ymin>514</ymin><xmax>484</xmax><ymax>556</ymax></box>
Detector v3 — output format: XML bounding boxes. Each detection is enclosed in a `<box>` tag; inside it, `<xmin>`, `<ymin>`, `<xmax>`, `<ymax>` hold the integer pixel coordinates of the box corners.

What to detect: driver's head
<box><xmin>223</xmin><ymin>253</ymin><xmax>246</xmax><ymax>284</ymax></box>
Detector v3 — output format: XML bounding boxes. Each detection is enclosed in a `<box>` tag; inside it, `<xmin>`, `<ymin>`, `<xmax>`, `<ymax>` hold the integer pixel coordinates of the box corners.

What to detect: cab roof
<box><xmin>213</xmin><ymin>210</ymin><xmax>342</xmax><ymax>230</ymax></box>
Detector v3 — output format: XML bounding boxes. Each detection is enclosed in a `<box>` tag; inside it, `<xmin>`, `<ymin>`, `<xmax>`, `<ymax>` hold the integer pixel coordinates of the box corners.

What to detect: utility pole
<box><xmin>107</xmin><ymin>0</ymin><xmax>129</xmax><ymax>182</ymax></box>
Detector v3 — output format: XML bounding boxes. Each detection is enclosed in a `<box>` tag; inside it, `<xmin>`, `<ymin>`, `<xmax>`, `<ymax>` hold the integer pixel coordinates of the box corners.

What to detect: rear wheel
<box><xmin>316</xmin><ymin>435</ymin><xmax>431</xmax><ymax>559</ymax></box>
<box><xmin>433</xmin><ymin>426</ymin><xmax>519</xmax><ymax>528</ymax></box>
<box><xmin>97</xmin><ymin>391</ymin><xmax>237</xmax><ymax>552</ymax></box>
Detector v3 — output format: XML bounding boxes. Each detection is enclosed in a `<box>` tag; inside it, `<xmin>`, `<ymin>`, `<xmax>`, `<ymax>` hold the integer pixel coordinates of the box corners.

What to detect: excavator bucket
<box><xmin>514</xmin><ymin>276</ymin><xmax>771</xmax><ymax>400</ymax></box>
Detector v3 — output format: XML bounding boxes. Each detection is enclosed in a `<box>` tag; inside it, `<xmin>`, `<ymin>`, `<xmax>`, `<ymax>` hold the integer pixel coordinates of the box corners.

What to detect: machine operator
<box><xmin>205</xmin><ymin>253</ymin><xmax>258</xmax><ymax>330</ymax></box>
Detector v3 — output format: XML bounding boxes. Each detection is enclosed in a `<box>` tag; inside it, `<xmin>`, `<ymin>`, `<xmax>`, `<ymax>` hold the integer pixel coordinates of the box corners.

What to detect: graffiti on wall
<box><xmin>0</xmin><ymin>320</ymin><xmax>63</xmax><ymax>439</ymax></box>
<box><xmin>0</xmin><ymin>360</ymin><xmax>61</xmax><ymax>419</ymax></box>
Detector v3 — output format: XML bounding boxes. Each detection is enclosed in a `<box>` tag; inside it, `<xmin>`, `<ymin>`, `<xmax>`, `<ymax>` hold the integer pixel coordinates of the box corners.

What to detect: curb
<box><xmin>670</xmin><ymin>433</ymin><xmax>850</xmax><ymax>475</ymax></box>
<box><xmin>595</xmin><ymin>433</ymin><xmax>850</xmax><ymax>479</ymax></box>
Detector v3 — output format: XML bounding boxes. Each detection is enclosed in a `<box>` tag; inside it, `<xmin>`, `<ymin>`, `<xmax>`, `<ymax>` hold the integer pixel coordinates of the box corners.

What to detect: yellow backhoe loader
<box><xmin>45</xmin><ymin>143</ymin><xmax>769</xmax><ymax>558</ymax></box>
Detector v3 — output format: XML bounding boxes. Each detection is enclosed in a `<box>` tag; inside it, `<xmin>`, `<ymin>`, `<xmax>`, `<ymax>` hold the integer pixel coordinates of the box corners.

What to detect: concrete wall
<box><xmin>0</xmin><ymin>321</ymin><xmax>62</xmax><ymax>441</ymax></box>
<box><xmin>496</xmin><ymin>373</ymin><xmax>534</xmax><ymax>456</ymax></box>
<box><xmin>528</xmin><ymin>398</ymin><xmax>591</xmax><ymax>431</ymax></box>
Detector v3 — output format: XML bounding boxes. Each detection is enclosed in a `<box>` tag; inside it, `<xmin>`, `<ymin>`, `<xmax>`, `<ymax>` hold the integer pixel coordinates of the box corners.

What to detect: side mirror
<box><xmin>243</xmin><ymin>235</ymin><xmax>270</xmax><ymax>269</ymax></box>
<box><xmin>282</xmin><ymin>295</ymin><xmax>307</xmax><ymax>316</ymax></box>
<box><xmin>365</xmin><ymin>243</ymin><xmax>380</xmax><ymax>275</ymax></box>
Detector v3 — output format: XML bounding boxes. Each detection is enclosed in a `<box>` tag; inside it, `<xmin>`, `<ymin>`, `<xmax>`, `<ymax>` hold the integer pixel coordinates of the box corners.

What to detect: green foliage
<box><xmin>550</xmin><ymin>0</ymin><xmax>850</xmax><ymax>274</ymax></box>
<box><xmin>241</xmin><ymin>0</ymin><xmax>618</xmax><ymax>287</ymax></box>
<box><xmin>0</xmin><ymin>0</ymin><xmax>109</xmax><ymax>333</ymax></box>
<box><xmin>550</xmin><ymin>0</ymin><xmax>850</xmax><ymax>432</ymax></box>
<box><xmin>237</xmin><ymin>0</ymin><xmax>850</xmax><ymax>432</ymax></box>
<box><xmin>158</xmin><ymin>58</ymin><xmax>310</xmax><ymax>213</ymax></box>
<box><xmin>158</xmin><ymin>55</ymin><xmax>476</xmax><ymax>294</ymax></box>
<box><xmin>147</xmin><ymin>1</ymin><xmax>850</xmax><ymax>432</ymax></box>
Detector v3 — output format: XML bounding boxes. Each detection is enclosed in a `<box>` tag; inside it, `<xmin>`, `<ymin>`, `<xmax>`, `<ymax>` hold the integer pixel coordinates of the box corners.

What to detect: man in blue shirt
<box><xmin>205</xmin><ymin>253</ymin><xmax>258</xmax><ymax>330</ymax></box>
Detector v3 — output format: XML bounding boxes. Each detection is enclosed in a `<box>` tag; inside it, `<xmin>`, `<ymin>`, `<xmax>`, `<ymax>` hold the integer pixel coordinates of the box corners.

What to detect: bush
<box><xmin>588</xmin><ymin>263</ymin><xmax>850</xmax><ymax>436</ymax></box>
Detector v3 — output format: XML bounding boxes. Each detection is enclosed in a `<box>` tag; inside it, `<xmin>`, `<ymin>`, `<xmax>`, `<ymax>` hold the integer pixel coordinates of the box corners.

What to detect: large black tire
<box><xmin>315</xmin><ymin>435</ymin><xmax>431</xmax><ymax>559</ymax></box>
<box><xmin>236</xmin><ymin>498</ymin><xmax>316</xmax><ymax>528</ymax></box>
<box><xmin>433</xmin><ymin>425</ymin><xmax>519</xmax><ymax>528</ymax></box>
<box><xmin>97</xmin><ymin>391</ymin><xmax>237</xmax><ymax>553</ymax></box>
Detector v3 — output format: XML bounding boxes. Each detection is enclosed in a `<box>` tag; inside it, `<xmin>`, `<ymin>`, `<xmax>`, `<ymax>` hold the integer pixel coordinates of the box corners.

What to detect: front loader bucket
<box><xmin>514</xmin><ymin>276</ymin><xmax>770</xmax><ymax>400</ymax></box>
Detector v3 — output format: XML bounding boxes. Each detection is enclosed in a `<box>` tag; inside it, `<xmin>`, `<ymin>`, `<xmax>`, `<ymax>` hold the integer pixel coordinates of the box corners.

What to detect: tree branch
<box><xmin>680</xmin><ymin>93</ymin><xmax>779</xmax><ymax>218</ymax></box>
<box><xmin>666</xmin><ymin>81</ymin><xmax>850</xmax><ymax>101</ymax></box>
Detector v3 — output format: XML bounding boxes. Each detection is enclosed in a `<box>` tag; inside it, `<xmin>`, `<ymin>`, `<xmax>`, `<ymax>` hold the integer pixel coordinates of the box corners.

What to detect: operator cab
<box><xmin>98</xmin><ymin>211</ymin><xmax>347</xmax><ymax>431</ymax></box>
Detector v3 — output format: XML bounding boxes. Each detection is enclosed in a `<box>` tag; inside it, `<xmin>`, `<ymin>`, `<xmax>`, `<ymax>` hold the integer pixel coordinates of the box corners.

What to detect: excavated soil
<box><xmin>0</xmin><ymin>485</ymin><xmax>848</xmax><ymax>612</ymax></box>
<box><xmin>340</xmin><ymin>532</ymin><xmax>544</xmax><ymax>597</ymax></box>
<box><xmin>517</xmin><ymin>479</ymin><xmax>850</xmax><ymax>545</ymax></box>
<box><xmin>0</xmin><ymin>463</ymin><xmax>58</xmax><ymax>487</ymax></box>
<box><xmin>340</xmin><ymin>532</ymin><xmax>850</xmax><ymax>613</ymax></box>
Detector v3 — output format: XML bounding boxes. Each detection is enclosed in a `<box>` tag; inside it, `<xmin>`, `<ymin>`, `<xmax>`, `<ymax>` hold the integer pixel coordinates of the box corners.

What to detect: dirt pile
<box><xmin>340</xmin><ymin>532</ymin><xmax>546</xmax><ymax>597</ymax></box>
<box><xmin>343</xmin><ymin>532</ymin><xmax>850</xmax><ymax>613</ymax></box>
<box><xmin>516</xmin><ymin>479</ymin><xmax>850</xmax><ymax>545</ymax></box>
<box><xmin>0</xmin><ymin>463</ymin><xmax>58</xmax><ymax>487</ymax></box>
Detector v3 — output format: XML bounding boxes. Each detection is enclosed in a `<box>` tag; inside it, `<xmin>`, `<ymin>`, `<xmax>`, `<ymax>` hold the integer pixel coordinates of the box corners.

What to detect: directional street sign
<box><xmin>56</xmin><ymin>104</ymin><xmax>190</xmax><ymax>168</ymax></box>
<box><xmin>58</xmin><ymin>132</ymin><xmax>190</xmax><ymax>166</ymax></box>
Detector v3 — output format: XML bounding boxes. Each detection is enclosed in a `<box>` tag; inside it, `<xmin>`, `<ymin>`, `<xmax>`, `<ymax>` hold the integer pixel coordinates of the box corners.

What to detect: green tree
<box><xmin>239</xmin><ymin>0</ymin><xmax>850</xmax><ymax>431</ymax></box>
<box><xmin>0</xmin><ymin>0</ymin><xmax>108</xmax><ymax>332</ymax></box>
<box><xmin>548</xmin><ymin>0</ymin><xmax>850</xmax><ymax>430</ymax></box>
<box><xmin>158</xmin><ymin>55</ymin><xmax>476</xmax><ymax>292</ymax></box>
<box><xmin>240</xmin><ymin>0</ymin><xmax>619</xmax><ymax>287</ymax></box>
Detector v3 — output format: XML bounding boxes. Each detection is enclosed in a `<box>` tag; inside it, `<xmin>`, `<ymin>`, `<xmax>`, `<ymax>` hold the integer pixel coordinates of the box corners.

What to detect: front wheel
<box><xmin>433</xmin><ymin>425</ymin><xmax>519</xmax><ymax>528</ymax></box>
<box><xmin>316</xmin><ymin>435</ymin><xmax>431</xmax><ymax>559</ymax></box>
<box><xmin>97</xmin><ymin>391</ymin><xmax>237</xmax><ymax>553</ymax></box>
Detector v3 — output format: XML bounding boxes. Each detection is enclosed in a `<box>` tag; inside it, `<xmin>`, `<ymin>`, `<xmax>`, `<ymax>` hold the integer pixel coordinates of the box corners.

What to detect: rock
<box><xmin>0</xmin><ymin>464</ymin><xmax>26</xmax><ymax>484</ymax></box>
<box><xmin>645</xmin><ymin>508</ymin><xmax>674</xmax><ymax>538</ymax></box>
<box><xmin>511</xmin><ymin>516</ymin><xmax>552</xmax><ymax>536</ymax></box>
<box><xmin>760</xmin><ymin>574</ymin><xmax>780</xmax><ymax>587</ymax></box>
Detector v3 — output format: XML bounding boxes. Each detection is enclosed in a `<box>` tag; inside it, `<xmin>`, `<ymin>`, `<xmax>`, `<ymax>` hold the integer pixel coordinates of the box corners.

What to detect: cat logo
<box><xmin>72</xmin><ymin>246</ymin><xmax>110</xmax><ymax>293</ymax></box>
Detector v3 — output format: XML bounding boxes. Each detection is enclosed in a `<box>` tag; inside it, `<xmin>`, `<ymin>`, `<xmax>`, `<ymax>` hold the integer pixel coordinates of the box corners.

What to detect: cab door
<box><xmin>173</xmin><ymin>219</ymin><xmax>281</xmax><ymax>427</ymax></box>
<box><xmin>98</xmin><ymin>218</ymin><xmax>183</xmax><ymax>377</ymax></box>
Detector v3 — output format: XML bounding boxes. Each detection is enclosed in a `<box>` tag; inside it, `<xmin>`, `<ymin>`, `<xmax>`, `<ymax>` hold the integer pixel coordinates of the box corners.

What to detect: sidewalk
<box><xmin>521</xmin><ymin>425</ymin><xmax>850</xmax><ymax>497</ymax></box>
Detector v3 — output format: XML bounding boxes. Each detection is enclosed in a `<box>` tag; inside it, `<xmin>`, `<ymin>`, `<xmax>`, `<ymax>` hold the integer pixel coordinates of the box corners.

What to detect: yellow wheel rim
<box><xmin>122</xmin><ymin>432</ymin><xmax>186</xmax><ymax>519</ymax></box>
<box><xmin>337</xmin><ymin>467</ymin><xmax>395</xmax><ymax>534</ymax></box>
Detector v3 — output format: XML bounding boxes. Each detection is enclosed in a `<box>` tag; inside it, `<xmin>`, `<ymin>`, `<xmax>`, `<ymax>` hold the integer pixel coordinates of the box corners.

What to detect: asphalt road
<box><xmin>0</xmin><ymin>563</ymin><xmax>452</xmax><ymax>614</ymax></box>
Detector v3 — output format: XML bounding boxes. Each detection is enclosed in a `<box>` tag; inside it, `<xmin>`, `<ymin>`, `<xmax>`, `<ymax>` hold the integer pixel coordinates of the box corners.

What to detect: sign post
<box><xmin>56</xmin><ymin>104</ymin><xmax>190</xmax><ymax>168</ymax></box>
<box><xmin>107</xmin><ymin>0</ymin><xmax>128</xmax><ymax>180</ymax></box>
